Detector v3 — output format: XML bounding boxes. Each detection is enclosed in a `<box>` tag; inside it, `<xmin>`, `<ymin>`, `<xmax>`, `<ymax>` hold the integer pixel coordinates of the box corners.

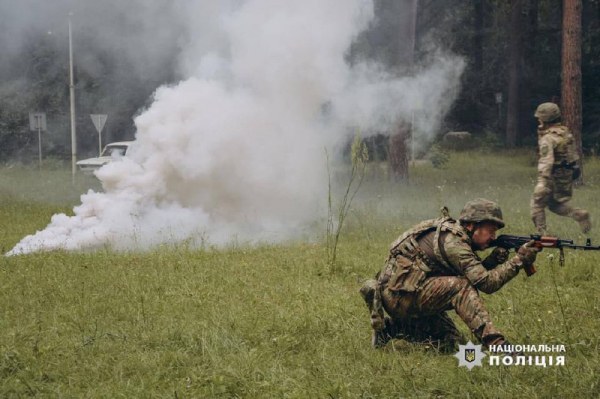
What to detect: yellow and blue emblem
<box><xmin>465</xmin><ymin>348</ymin><xmax>476</xmax><ymax>362</ymax></box>
<box><xmin>455</xmin><ymin>341</ymin><xmax>486</xmax><ymax>370</ymax></box>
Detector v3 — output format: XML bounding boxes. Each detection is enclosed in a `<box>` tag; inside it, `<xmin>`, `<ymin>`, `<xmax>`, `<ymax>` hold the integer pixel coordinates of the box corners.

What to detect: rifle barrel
<box><xmin>561</xmin><ymin>243</ymin><xmax>600</xmax><ymax>250</ymax></box>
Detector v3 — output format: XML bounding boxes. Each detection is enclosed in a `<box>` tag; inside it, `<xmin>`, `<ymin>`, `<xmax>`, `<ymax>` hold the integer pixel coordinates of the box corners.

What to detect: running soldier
<box><xmin>531</xmin><ymin>102</ymin><xmax>591</xmax><ymax>234</ymax></box>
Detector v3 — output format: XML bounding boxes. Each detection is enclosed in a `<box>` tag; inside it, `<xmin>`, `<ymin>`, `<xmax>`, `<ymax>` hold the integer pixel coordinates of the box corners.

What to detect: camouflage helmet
<box><xmin>459</xmin><ymin>198</ymin><xmax>505</xmax><ymax>228</ymax></box>
<box><xmin>534</xmin><ymin>103</ymin><xmax>561</xmax><ymax>122</ymax></box>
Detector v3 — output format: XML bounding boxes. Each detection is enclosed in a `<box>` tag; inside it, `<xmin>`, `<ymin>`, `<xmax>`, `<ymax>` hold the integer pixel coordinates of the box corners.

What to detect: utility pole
<box><xmin>69</xmin><ymin>12</ymin><xmax>77</xmax><ymax>179</ymax></box>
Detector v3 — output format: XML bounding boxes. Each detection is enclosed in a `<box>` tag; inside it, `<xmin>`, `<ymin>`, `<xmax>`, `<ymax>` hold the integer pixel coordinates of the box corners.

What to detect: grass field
<box><xmin>1</xmin><ymin>152</ymin><xmax>600</xmax><ymax>398</ymax></box>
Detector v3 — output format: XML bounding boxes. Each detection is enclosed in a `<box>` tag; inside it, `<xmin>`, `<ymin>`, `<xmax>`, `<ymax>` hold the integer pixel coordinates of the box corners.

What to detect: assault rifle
<box><xmin>490</xmin><ymin>235</ymin><xmax>600</xmax><ymax>277</ymax></box>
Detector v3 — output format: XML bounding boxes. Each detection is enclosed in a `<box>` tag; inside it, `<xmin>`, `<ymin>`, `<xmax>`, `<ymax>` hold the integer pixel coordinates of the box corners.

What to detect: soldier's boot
<box><xmin>472</xmin><ymin>321</ymin><xmax>505</xmax><ymax>351</ymax></box>
<box><xmin>572</xmin><ymin>210</ymin><xmax>592</xmax><ymax>233</ymax></box>
<box><xmin>372</xmin><ymin>317</ymin><xmax>399</xmax><ymax>348</ymax></box>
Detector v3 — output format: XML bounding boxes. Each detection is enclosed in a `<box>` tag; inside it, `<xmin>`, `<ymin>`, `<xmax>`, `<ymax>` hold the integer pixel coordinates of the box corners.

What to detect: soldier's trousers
<box><xmin>381</xmin><ymin>276</ymin><xmax>505</xmax><ymax>349</ymax></box>
<box><xmin>530</xmin><ymin>175</ymin><xmax>586</xmax><ymax>233</ymax></box>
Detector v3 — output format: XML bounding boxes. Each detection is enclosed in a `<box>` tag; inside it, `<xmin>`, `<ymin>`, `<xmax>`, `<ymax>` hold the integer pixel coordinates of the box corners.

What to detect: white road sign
<box><xmin>90</xmin><ymin>114</ymin><xmax>108</xmax><ymax>133</ymax></box>
<box><xmin>29</xmin><ymin>112</ymin><xmax>47</xmax><ymax>131</ymax></box>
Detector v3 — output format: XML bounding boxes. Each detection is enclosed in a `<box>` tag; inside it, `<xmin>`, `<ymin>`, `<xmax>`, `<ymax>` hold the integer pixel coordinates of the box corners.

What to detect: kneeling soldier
<box><xmin>361</xmin><ymin>198</ymin><xmax>540</xmax><ymax>352</ymax></box>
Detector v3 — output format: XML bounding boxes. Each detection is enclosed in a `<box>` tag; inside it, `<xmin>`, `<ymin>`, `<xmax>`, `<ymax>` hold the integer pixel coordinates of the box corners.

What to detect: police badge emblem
<box><xmin>455</xmin><ymin>341</ymin><xmax>486</xmax><ymax>371</ymax></box>
<box><xmin>465</xmin><ymin>348</ymin><xmax>476</xmax><ymax>362</ymax></box>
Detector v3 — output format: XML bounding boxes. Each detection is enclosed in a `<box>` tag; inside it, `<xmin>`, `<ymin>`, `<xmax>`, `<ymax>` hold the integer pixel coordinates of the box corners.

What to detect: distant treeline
<box><xmin>1</xmin><ymin>0</ymin><xmax>600</xmax><ymax>162</ymax></box>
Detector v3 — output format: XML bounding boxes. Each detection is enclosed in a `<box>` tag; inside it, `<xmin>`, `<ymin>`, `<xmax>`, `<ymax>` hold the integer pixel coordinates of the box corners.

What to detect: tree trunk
<box><xmin>470</xmin><ymin>0</ymin><xmax>485</xmax><ymax>131</ymax></box>
<box><xmin>388</xmin><ymin>0</ymin><xmax>417</xmax><ymax>181</ymax></box>
<box><xmin>389</xmin><ymin>123</ymin><xmax>410</xmax><ymax>181</ymax></box>
<box><xmin>519</xmin><ymin>0</ymin><xmax>538</xmax><ymax>143</ymax></box>
<box><xmin>561</xmin><ymin>0</ymin><xmax>583</xmax><ymax>182</ymax></box>
<box><xmin>506</xmin><ymin>0</ymin><xmax>523</xmax><ymax>147</ymax></box>
<box><xmin>473</xmin><ymin>0</ymin><xmax>484</xmax><ymax>73</ymax></box>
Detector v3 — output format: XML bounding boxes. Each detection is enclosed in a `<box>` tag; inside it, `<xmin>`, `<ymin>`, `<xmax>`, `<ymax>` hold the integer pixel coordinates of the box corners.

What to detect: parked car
<box><xmin>76</xmin><ymin>141</ymin><xmax>133</xmax><ymax>173</ymax></box>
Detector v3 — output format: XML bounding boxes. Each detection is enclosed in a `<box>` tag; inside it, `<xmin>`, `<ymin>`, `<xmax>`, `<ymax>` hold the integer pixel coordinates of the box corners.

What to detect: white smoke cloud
<box><xmin>7</xmin><ymin>0</ymin><xmax>464</xmax><ymax>256</ymax></box>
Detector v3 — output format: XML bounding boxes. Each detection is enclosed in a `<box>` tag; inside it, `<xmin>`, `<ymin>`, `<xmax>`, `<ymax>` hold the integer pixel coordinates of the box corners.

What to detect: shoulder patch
<box><xmin>540</xmin><ymin>144</ymin><xmax>550</xmax><ymax>157</ymax></box>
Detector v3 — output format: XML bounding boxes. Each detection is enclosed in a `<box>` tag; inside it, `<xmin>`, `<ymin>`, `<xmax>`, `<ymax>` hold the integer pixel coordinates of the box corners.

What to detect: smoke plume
<box><xmin>7</xmin><ymin>0</ymin><xmax>464</xmax><ymax>255</ymax></box>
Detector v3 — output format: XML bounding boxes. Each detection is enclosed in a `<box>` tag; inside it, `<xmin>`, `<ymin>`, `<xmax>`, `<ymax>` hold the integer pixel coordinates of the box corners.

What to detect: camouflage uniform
<box><xmin>531</xmin><ymin>103</ymin><xmax>591</xmax><ymax>234</ymax></box>
<box><xmin>361</xmin><ymin>199</ymin><xmax>535</xmax><ymax>351</ymax></box>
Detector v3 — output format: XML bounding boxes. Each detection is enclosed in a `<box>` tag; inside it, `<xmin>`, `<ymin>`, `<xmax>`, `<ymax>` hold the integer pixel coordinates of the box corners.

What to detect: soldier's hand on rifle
<box><xmin>490</xmin><ymin>247</ymin><xmax>509</xmax><ymax>264</ymax></box>
<box><xmin>517</xmin><ymin>240</ymin><xmax>542</xmax><ymax>266</ymax></box>
<box><xmin>482</xmin><ymin>247</ymin><xmax>510</xmax><ymax>269</ymax></box>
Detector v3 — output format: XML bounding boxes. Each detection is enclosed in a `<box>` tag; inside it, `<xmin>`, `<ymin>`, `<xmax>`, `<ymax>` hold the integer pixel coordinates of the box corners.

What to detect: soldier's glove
<box><xmin>517</xmin><ymin>240</ymin><xmax>541</xmax><ymax>266</ymax></box>
<box><xmin>572</xmin><ymin>166</ymin><xmax>581</xmax><ymax>181</ymax></box>
<box><xmin>482</xmin><ymin>247</ymin><xmax>509</xmax><ymax>269</ymax></box>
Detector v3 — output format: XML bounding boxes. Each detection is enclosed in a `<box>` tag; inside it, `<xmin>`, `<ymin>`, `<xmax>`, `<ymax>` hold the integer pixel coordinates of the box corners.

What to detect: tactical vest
<box><xmin>360</xmin><ymin>217</ymin><xmax>468</xmax><ymax>332</ymax></box>
<box><xmin>389</xmin><ymin>217</ymin><xmax>467</xmax><ymax>272</ymax></box>
<box><xmin>545</xmin><ymin>126</ymin><xmax>579</xmax><ymax>168</ymax></box>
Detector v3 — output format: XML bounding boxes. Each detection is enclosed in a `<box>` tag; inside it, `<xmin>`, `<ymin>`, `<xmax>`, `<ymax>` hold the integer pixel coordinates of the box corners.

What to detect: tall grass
<box><xmin>0</xmin><ymin>152</ymin><xmax>599</xmax><ymax>397</ymax></box>
<box><xmin>326</xmin><ymin>134</ymin><xmax>369</xmax><ymax>273</ymax></box>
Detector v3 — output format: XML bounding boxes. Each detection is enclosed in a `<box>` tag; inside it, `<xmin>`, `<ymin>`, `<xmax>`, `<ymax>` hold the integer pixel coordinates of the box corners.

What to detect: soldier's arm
<box><xmin>537</xmin><ymin>135</ymin><xmax>556</xmax><ymax>180</ymax></box>
<box><xmin>475</xmin><ymin>256</ymin><xmax>525</xmax><ymax>294</ymax></box>
<box><xmin>444</xmin><ymin>238</ymin><xmax>523</xmax><ymax>294</ymax></box>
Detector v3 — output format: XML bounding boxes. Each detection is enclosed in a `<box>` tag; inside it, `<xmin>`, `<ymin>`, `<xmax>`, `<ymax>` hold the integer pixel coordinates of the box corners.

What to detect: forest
<box><xmin>1</xmin><ymin>1</ymin><xmax>599</xmax><ymax>166</ymax></box>
<box><xmin>2</xmin><ymin>2</ymin><xmax>600</xmax><ymax>396</ymax></box>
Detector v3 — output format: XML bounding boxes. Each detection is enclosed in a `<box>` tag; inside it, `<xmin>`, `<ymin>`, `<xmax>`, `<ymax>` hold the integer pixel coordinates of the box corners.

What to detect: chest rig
<box><xmin>542</xmin><ymin>126</ymin><xmax>579</xmax><ymax>168</ymax></box>
<box><xmin>389</xmin><ymin>217</ymin><xmax>468</xmax><ymax>273</ymax></box>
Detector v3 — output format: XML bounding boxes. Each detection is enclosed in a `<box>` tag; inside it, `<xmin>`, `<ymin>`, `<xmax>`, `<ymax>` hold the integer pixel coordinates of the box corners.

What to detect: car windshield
<box><xmin>101</xmin><ymin>145</ymin><xmax>128</xmax><ymax>157</ymax></box>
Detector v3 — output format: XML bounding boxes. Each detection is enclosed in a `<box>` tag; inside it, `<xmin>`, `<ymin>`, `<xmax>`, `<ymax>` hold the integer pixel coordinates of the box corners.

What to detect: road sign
<box><xmin>90</xmin><ymin>114</ymin><xmax>108</xmax><ymax>156</ymax></box>
<box><xmin>90</xmin><ymin>114</ymin><xmax>107</xmax><ymax>133</ymax></box>
<box><xmin>29</xmin><ymin>112</ymin><xmax>47</xmax><ymax>131</ymax></box>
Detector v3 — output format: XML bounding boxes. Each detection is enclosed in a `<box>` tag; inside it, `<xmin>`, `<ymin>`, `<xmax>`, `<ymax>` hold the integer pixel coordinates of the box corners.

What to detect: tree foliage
<box><xmin>1</xmin><ymin>1</ymin><xmax>599</xmax><ymax>163</ymax></box>
<box><xmin>420</xmin><ymin>0</ymin><xmax>599</xmax><ymax>153</ymax></box>
<box><xmin>0</xmin><ymin>26</ymin><xmax>177</xmax><ymax>162</ymax></box>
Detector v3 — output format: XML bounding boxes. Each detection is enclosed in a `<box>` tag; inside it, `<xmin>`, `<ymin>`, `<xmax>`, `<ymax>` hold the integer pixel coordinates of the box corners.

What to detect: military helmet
<box><xmin>458</xmin><ymin>198</ymin><xmax>505</xmax><ymax>228</ymax></box>
<box><xmin>534</xmin><ymin>102</ymin><xmax>561</xmax><ymax>122</ymax></box>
